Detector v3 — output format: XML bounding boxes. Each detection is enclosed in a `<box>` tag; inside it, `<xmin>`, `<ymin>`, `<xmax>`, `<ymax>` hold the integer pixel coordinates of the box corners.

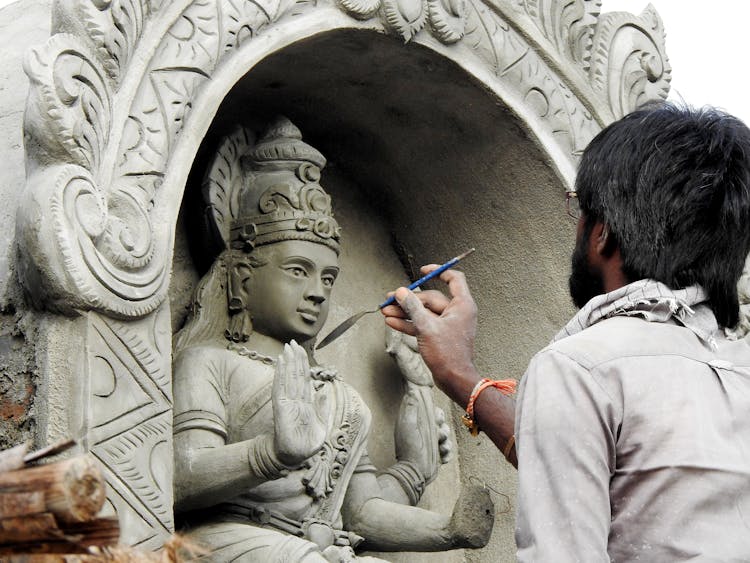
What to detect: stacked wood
<box><xmin>0</xmin><ymin>440</ymin><xmax>119</xmax><ymax>557</ymax></box>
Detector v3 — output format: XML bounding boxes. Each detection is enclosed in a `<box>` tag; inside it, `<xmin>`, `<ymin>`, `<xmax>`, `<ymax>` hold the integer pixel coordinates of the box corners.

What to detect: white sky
<box><xmin>0</xmin><ymin>0</ymin><xmax>747</xmax><ymax>123</ymax></box>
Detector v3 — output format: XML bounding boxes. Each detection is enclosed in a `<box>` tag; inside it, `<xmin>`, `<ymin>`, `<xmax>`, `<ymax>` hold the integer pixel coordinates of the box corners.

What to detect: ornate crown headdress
<box><xmin>203</xmin><ymin>117</ymin><xmax>341</xmax><ymax>255</ymax></box>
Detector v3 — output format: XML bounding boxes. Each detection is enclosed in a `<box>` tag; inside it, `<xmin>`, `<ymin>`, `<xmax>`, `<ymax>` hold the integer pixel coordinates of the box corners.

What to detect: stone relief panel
<box><xmin>85</xmin><ymin>308</ymin><xmax>173</xmax><ymax>548</ymax></box>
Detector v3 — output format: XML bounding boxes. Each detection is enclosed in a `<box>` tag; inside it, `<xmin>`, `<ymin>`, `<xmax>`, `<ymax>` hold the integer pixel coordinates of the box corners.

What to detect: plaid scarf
<box><xmin>553</xmin><ymin>279</ymin><xmax>718</xmax><ymax>350</ymax></box>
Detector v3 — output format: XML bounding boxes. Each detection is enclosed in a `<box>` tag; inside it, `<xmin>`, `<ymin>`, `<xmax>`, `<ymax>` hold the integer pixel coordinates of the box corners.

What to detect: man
<box><xmin>382</xmin><ymin>103</ymin><xmax>750</xmax><ymax>561</ymax></box>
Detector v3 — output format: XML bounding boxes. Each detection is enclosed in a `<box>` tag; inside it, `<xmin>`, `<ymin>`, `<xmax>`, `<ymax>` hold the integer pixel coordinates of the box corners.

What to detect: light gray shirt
<box><xmin>515</xmin><ymin>280</ymin><xmax>750</xmax><ymax>562</ymax></box>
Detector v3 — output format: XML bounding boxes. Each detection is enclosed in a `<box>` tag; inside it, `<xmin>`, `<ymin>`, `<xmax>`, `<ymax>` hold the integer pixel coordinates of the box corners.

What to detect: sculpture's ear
<box><xmin>227</xmin><ymin>259</ymin><xmax>254</xmax><ymax>312</ymax></box>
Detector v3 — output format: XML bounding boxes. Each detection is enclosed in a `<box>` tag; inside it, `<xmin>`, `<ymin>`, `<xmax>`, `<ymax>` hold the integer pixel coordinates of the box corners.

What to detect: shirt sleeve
<box><xmin>515</xmin><ymin>348</ymin><xmax>619</xmax><ymax>562</ymax></box>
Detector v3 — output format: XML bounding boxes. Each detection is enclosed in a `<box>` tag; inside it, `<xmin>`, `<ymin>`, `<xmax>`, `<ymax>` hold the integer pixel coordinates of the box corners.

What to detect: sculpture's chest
<box><xmin>225</xmin><ymin>371</ymin><xmax>371</xmax><ymax>450</ymax></box>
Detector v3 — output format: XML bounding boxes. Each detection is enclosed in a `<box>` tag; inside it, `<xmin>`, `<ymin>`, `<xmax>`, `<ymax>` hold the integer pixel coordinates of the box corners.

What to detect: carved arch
<box><xmin>19</xmin><ymin>0</ymin><xmax>670</xmax><ymax>319</ymax></box>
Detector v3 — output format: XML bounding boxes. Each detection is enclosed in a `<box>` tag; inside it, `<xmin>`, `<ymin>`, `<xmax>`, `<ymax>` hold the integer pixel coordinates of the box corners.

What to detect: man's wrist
<box><xmin>441</xmin><ymin>364</ymin><xmax>481</xmax><ymax>409</ymax></box>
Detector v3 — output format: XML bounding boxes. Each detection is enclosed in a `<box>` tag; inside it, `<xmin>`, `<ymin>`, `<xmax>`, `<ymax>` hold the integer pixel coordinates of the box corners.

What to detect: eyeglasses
<box><xmin>565</xmin><ymin>190</ymin><xmax>581</xmax><ymax>220</ymax></box>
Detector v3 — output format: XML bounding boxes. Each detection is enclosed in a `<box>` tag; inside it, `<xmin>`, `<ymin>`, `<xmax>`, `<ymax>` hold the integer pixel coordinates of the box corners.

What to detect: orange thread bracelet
<box><xmin>461</xmin><ymin>378</ymin><xmax>517</xmax><ymax>437</ymax></box>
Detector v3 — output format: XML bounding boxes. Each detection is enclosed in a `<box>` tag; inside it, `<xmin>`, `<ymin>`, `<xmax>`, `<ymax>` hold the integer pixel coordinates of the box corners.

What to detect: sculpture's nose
<box><xmin>305</xmin><ymin>277</ymin><xmax>326</xmax><ymax>304</ymax></box>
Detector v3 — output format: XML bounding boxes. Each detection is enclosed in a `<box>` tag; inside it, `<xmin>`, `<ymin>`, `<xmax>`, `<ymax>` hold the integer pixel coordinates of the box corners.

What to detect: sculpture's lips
<box><xmin>298</xmin><ymin>309</ymin><xmax>319</xmax><ymax>322</ymax></box>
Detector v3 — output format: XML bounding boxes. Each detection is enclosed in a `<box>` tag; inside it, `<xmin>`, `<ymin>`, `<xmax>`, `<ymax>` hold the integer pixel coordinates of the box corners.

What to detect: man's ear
<box><xmin>594</xmin><ymin>223</ymin><xmax>619</xmax><ymax>258</ymax></box>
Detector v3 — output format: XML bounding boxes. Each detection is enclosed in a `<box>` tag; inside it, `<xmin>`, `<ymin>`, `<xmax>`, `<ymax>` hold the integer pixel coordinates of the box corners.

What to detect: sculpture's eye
<box><xmin>321</xmin><ymin>274</ymin><xmax>336</xmax><ymax>288</ymax></box>
<box><xmin>286</xmin><ymin>266</ymin><xmax>308</xmax><ymax>278</ymax></box>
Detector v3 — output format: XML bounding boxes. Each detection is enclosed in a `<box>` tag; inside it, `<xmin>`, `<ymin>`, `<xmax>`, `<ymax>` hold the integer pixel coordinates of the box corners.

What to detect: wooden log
<box><xmin>0</xmin><ymin>456</ymin><xmax>105</xmax><ymax>523</ymax></box>
<box><xmin>0</xmin><ymin>516</ymin><xmax>119</xmax><ymax>554</ymax></box>
<box><xmin>0</xmin><ymin>491</ymin><xmax>44</xmax><ymax>518</ymax></box>
<box><xmin>0</xmin><ymin>512</ymin><xmax>59</xmax><ymax>543</ymax></box>
<box><xmin>23</xmin><ymin>439</ymin><xmax>76</xmax><ymax>465</ymax></box>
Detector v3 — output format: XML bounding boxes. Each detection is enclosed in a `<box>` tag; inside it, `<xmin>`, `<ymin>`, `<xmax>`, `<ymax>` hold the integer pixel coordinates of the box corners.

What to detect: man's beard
<box><xmin>568</xmin><ymin>231</ymin><xmax>606</xmax><ymax>309</ymax></box>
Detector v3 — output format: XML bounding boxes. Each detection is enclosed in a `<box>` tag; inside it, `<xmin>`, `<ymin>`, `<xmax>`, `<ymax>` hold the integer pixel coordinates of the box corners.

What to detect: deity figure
<box><xmin>172</xmin><ymin>117</ymin><xmax>493</xmax><ymax>562</ymax></box>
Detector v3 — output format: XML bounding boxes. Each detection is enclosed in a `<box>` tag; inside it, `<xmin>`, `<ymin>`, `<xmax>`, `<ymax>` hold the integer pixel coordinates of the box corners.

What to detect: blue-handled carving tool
<box><xmin>315</xmin><ymin>248</ymin><xmax>475</xmax><ymax>350</ymax></box>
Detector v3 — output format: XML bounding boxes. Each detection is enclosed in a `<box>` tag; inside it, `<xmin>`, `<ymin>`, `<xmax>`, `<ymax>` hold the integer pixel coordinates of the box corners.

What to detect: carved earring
<box><xmin>226</xmin><ymin>268</ymin><xmax>253</xmax><ymax>342</ymax></box>
<box><xmin>226</xmin><ymin>308</ymin><xmax>252</xmax><ymax>343</ymax></box>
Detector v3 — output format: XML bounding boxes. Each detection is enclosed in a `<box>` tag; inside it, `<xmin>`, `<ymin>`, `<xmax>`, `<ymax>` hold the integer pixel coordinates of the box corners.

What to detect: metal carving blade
<box><xmin>315</xmin><ymin>248</ymin><xmax>475</xmax><ymax>350</ymax></box>
<box><xmin>315</xmin><ymin>307</ymin><xmax>379</xmax><ymax>350</ymax></box>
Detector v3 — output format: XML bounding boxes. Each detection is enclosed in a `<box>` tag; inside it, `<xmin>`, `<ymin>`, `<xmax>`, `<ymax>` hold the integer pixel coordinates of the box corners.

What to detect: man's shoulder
<box><xmin>545</xmin><ymin>315</ymin><xmax>748</xmax><ymax>371</ymax></box>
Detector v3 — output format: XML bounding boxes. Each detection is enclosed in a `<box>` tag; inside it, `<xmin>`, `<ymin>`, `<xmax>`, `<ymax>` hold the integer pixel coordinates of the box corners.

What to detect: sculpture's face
<box><xmin>245</xmin><ymin>239</ymin><xmax>339</xmax><ymax>343</ymax></box>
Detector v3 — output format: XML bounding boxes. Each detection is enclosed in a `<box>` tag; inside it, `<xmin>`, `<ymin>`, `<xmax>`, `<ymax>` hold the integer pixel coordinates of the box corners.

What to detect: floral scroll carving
<box><xmin>588</xmin><ymin>4</ymin><xmax>671</xmax><ymax>118</ymax></box>
<box><xmin>21</xmin><ymin>29</ymin><xmax>165</xmax><ymax>317</ymax></box>
<box><xmin>19</xmin><ymin>0</ymin><xmax>299</xmax><ymax>318</ymax></box>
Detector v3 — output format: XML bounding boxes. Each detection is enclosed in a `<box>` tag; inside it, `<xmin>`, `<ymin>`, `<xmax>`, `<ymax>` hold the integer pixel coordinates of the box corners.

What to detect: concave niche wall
<box><xmin>172</xmin><ymin>29</ymin><xmax>575</xmax><ymax>563</ymax></box>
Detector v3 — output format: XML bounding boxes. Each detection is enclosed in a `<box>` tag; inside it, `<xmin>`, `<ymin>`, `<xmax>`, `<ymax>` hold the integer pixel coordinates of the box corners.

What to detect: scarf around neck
<box><xmin>553</xmin><ymin>279</ymin><xmax>718</xmax><ymax>350</ymax></box>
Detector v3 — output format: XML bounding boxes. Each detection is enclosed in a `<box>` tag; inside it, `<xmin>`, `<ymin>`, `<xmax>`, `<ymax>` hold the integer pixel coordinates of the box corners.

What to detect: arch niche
<box><xmin>17</xmin><ymin>0</ymin><xmax>669</xmax><ymax>553</ymax></box>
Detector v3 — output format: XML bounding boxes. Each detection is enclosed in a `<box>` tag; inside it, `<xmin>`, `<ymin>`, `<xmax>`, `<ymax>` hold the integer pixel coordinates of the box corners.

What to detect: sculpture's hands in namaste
<box><xmin>273</xmin><ymin>340</ymin><xmax>330</xmax><ymax>466</ymax></box>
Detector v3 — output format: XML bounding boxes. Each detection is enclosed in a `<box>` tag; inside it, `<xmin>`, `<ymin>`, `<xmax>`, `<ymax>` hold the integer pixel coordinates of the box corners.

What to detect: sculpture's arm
<box><xmin>342</xmin><ymin>471</ymin><xmax>493</xmax><ymax>552</ymax></box>
<box><xmin>377</xmin><ymin>329</ymin><xmax>453</xmax><ymax>505</ymax></box>
<box><xmin>174</xmin><ymin>429</ymin><xmax>285</xmax><ymax>512</ymax></box>
<box><xmin>174</xmin><ymin>342</ymin><xmax>328</xmax><ymax>512</ymax></box>
<box><xmin>172</xmin><ymin>346</ymin><xmax>285</xmax><ymax>512</ymax></box>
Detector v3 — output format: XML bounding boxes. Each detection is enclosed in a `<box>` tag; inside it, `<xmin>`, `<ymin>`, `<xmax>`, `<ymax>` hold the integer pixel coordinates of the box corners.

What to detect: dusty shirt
<box><xmin>515</xmin><ymin>280</ymin><xmax>750</xmax><ymax>562</ymax></box>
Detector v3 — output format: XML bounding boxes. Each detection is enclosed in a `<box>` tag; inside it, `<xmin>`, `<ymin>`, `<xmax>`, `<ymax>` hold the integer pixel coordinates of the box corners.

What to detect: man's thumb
<box><xmin>395</xmin><ymin>288</ymin><xmax>430</xmax><ymax>326</ymax></box>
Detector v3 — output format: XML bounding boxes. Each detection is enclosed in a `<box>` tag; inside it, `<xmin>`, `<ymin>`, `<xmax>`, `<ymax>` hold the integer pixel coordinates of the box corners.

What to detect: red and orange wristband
<box><xmin>461</xmin><ymin>378</ymin><xmax>517</xmax><ymax>457</ymax></box>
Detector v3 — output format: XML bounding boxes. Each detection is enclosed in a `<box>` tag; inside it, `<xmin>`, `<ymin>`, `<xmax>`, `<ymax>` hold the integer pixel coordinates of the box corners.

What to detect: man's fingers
<box><xmin>417</xmin><ymin>265</ymin><xmax>469</xmax><ymax>309</ymax></box>
<box><xmin>439</xmin><ymin>268</ymin><xmax>474</xmax><ymax>301</ymax></box>
<box><xmin>382</xmin><ymin>290</ymin><xmax>448</xmax><ymax>318</ymax></box>
<box><xmin>381</xmin><ymin>303</ymin><xmax>409</xmax><ymax>319</ymax></box>
<box><xmin>419</xmin><ymin>290</ymin><xmax>450</xmax><ymax>314</ymax></box>
<box><xmin>384</xmin><ymin>316</ymin><xmax>418</xmax><ymax>337</ymax></box>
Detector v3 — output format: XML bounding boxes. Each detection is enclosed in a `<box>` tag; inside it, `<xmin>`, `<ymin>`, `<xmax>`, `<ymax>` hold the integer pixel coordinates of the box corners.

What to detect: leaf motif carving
<box><xmin>79</xmin><ymin>0</ymin><xmax>154</xmax><ymax>82</ymax></box>
<box><xmin>380</xmin><ymin>0</ymin><xmax>428</xmax><ymax>42</ymax></box>
<box><xmin>203</xmin><ymin>126</ymin><xmax>255</xmax><ymax>248</ymax></box>
<box><xmin>221</xmin><ymin>0</ymin><xmax>301</xmax><ymax>48</ymax></box>
<box><xmin>24</xmin><ymin>34</ymin><xmax>112</xmax><ymax>173</ymax></box>
<box><xmin>427</xmin><ymin>0</ymin><xmax>467</xmax><ymax>44</ymax></box>
<box><xmin>336</xmin><ymin>0</ymin><xmax>381</xmax><ymax>21</ymax></box>
<box><xmin>519</xmin><ymin>0</ymin><xmax>600</xmax><ymax>72</ymax></box>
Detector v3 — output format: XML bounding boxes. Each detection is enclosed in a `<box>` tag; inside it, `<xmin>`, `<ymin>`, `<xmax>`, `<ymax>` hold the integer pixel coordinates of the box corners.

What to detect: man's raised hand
<box><xmin>381</xmin><ymin>265</ymin><xmax>480</xmax><ymax>403</ymax></box>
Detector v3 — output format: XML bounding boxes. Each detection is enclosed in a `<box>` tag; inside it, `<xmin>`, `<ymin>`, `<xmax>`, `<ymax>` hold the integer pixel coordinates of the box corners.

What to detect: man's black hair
<box><xmin>575</xmin><ymin>102</ymin><xmax>750</xmax><ymax>328</ymax></box>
